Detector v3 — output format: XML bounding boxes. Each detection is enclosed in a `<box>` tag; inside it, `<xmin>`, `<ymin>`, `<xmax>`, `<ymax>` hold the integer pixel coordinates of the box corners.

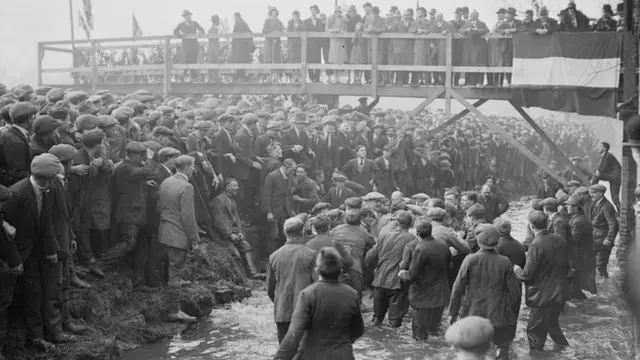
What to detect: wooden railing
<box><xmin>36</xmin><ymin>32</ymin><xmax>536</xmax><ymax>100</ymax></box>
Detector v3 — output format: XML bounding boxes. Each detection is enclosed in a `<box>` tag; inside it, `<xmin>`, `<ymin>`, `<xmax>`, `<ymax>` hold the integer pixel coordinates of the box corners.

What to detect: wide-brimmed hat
<box><xmin>182</xmin><ymin>10</ymin><xmax>193</xmax><ymax>17</ymax></box>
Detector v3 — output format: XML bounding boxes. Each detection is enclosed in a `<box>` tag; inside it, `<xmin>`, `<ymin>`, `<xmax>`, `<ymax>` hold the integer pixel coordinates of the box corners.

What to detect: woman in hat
<box><xmin>173</xmin><ymin>10</ymin><xmax>205</xmax><ymax>80</ymax></box>
<box><xmin>206</xmin><ymin>15</ymin><xmax>221</xmax><ymax>82</ymax></box>
<box><xmin>327</xmin><ymin>6</ymin><xmax>349</xmax><ymax>84</ymax></box>
<box><xmin>410</xmin><ymin>8</ymin><xmax>430</xmax><ymax>85</ymax></box>
<box><xmin>231</xmin><ymin>12</ymin><xmax>256</xmax><ymax>81</ymax></box>
<box><xmin>263</xmin><ymin>7</ymin><xmax>286</xmax><ymax>81</ymax></box>
<box><xmin>349</xmin><ymin>22</ymin><xmax>367</xmax><ymax>84</ymax></box>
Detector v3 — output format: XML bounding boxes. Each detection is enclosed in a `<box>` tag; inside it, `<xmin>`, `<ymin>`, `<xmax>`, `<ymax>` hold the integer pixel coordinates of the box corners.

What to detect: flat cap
<box><xmin>466</xmin><ymin>203</ymin><xmax>485</xmax><ymax>218</ymax></box>
<box><xmin>445</xmin><ymin>316</ymin><xmax>494</xmax><ymax>349</ymax></box>
<box><xmin>266</xmin><ymin>121</ymin><xmax>282</xmax><ymax>130</ymax></box>
<box><xmin>46</xmin><ymin>88</ymin><xmax>65</xmax><ymax>103</ymax></box>
<box><xmin>242</xmin><ymin>113</ymin><xmax>259</xmax><ymax>125</ymax></box>
<box><xmin>362</xmin><ymin>192</ymin><xmax>386</xmax><ymax>201</ymax></box>
<box><xmin>48</xmin><ymin>144</ymin><xmax>78</xmax><ymax>162</ymax></box>
<box><xmin>158</xmin><ymin>105</ymin><xmax>174</xmax><ymax>115</ymax></box>
<box><xmin>97</xmin><ymin>115</ymin><xmax>118</xmax><ymax>128</ymax></box>
<box><xmin>9</xmin><ymin>102</ymin><xmax>38</xmax><ymax>120</ymax></box>
<box><xmin>80</xmin><ymin>129</ymin><xmax>106</xmax><ymax>147</ymax></box>
<box><xmin>293</xmin><ymin>112</ymin><xmax>308</xmax><ymax>124</ymax></box>
<box><xmin>33</xmin><ymin>115</ymin><xmax>61</xmax><ymax>136</ymax></box>
<box><xmin>567</xmin><ymin>180</ymin><xmax>581</xmax><ymax>187</ymax></box>
<box><xmin>0</xmin><ymin>184</ymin><xmax>11</xmax><ymax>202</ymax></box>
<box><xmin>311</xmin><ymin>202</ymin><xmax>332</xmax><ymax>215</ymax></box>
<box><xmin>31</xmin><ymin>153</ymin><xmax>62</xmax><ymax>178</ymax></box>
<box><xmin>255</xmin><ymin>111</ymin><xmax>271</xmax><ymax>119</ymax></box>
<box><xmin>65</xmin><ymin>90</ymin><xmax>88</xmax><ymax>105</ymax></box>
<box><xmin>77</xmin><ymin>100</ymin><xmax>98</xmax><ymax>115</ymax></box>
<box><xmin>218</xmin><ymin>114</ymin><xmax>236</xmax><ymax>123</ymax></box>
<box><xmin>181</xmin><ymin>110</ymin><xmax>195</xmax><ymax>119</ymax></box>
<box><xmin>411</xmin><ymin>193</ymin><xmax>430</xmax><ymax>201</ymax></box>
<box><xmin>565</xmin><ymin>194</ymin><xmax>583</xmax><ymax>206</ymax></box>
<box><xmin>193</xmin><ymin>121</ymin><xmax>212</xmax><ymax>130</ymax></box>
<box><xmin>75</xmin><ymin>114</ymin><xmax>99</xmax><ymax>132</ymax></box>
<box><xmin>126</xmin><ymin>141</ymin><xmax>147</xmax><ymax>153</ymax></box>
<box><xmin>112</xmin><ymin>107</ymin><xmax>134</xmax><ymax>121</ymax></box>
<box><xmin>332</xmin><ymin>172</ymin><xmax>347</xmax><ymax>181</ymax></box>
<box><xmin>541</xmin><ymin>197</ymin><xmax>559</xmax><ymax>207</ymax></box>
<box><xmin>157</xmin><ymin>147</ymin><xmax>181</xmax><ymax>159</ymax></box>
<box><xmin>151</xmin><ymin>126</ymin><xmax>174</xmax><ymax>137</ymax></box>
<box><xmin>426</xmin><ymin>207</ymin><xmax>447</xmax><ymax>218</ymax></box>
<box><xmin>589</xmin><ymin>184</ymin><xmax>606</xmax><ymax>193</ymax></box>
<box><xmin>575</xmin><ymin>186</ymin><xmax>590</xmax><ymax>194</ymax></box>
<box><xmin>475</xmin><ymin>224</ymin><xmax>500</xmax><ymax>250</ymax></box>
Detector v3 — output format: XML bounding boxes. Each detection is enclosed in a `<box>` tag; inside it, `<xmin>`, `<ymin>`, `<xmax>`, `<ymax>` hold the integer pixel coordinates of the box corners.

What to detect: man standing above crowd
<box><xmin>593</xmin><ymin>141</ymin><xmax>621</xmax><ymax>209</ymax></box>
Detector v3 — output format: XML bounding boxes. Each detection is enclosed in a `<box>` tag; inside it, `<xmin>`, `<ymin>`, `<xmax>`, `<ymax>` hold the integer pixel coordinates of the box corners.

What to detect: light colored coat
<box><xmin>158</xmin><ymin>173</ymin><xmax>199</xmax><ymax>250</ymax></box>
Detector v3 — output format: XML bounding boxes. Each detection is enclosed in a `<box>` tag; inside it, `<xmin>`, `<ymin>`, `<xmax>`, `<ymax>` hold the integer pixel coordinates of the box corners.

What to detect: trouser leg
<box><xmin>276</xmin><ymin>322</ymin><xmax>291</xmax><ymax>344</ymax></box>
<box><xmin>147</xmin><ymin>233</ymin><xmax>168</xmax><ymax>287</ymax></box>
<box><xmin>387</xmin><ymin>287</ymin><xmax>409</xmax><ymax>327</ymax></box>
<box><xmin>100</xmin><ymin>224</ymin><xmax>140</xmax><ymax>266</ymax></box>
<box><xmin>494</xmin><ymin>326</ymin><xmax>514</xmax><ymax>359</ymax></box>
<box><xmin>610</xmin><ymin>179</ymin><xmax>621</xmax><ymax>209</ymax></box>
<box><xmin>596</xmin><ymin>244</ymin><xmax>613</xmax><ymax>278</ymax></box>
<box><xmin>132</xmin><ymin>227</ymin><xmax>149</xmax><ymax>284</ymax></box>
<box><xmin>343</xmin><ymin>269</ymin><xmax>363</xmax><ymax>301</ymax></box>
<box><xmin>547</xmin><ymin>303</ymin><xmax>569</xmax><ymax>346</ymax></box>
<box><xmin>0</xmin><ymin>273</ymin><xmax>16</xmax><ymax>347</ymax></box>
<box><xmin>41</xmin><ymin>259</ymin><xmax>63</xmax><ymax>338</ymax></box>
<box><xmin>411</xmin><ymin>308</ymin><xmax>430</xmax><ymax>341</ymax></box>
<box><xmin>60</xmin><ymin>258</ymin><xmax>71</xmax><ymax>324</ymax></box>
<box><xmin>22</xmin><ymin>255</ymin><xmax>44</xmax><ymax>340</ymax></box>
<box><xmin>527</xmin><ymin>305</ymin><xmax>551</xmax><ymax>351</ymax></box>
<box><xmin>372</xmin><ymin>287</ymin><xmax>389</xmax><ymax>324</ymax></box>
<box><xmin>76</xmin><ymin>229</ymin><xmax>94</xmax><ymax>263</ymax></box>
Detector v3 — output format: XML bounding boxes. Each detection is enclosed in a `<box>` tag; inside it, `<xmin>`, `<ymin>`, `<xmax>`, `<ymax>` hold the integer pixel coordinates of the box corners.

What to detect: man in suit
<box><xmin>479</xmin><ymin>184</ymin><xmax>509</xmax><ymax>223</ymax></box>
<box><xmin>588</xmin><ymin>184</ymin><xmax>618</xmax><ymax>279</ymax></box>
<box><xmin>99</xmin><ymin>142</ymin><xmax>153</xmax><ymax>281</ymax></box>
<box><xmin>234</xmin><ymin>113</ymin><xmax>263</xmax><ymax>210</ymax></box>
<box><xmin>262</xmin><ymin>158</ymin><xmax>297</xmax><ymax>254</ymax></box>
<box><xmin>280</xmin><ymin>112</ymin><xmax>315</xmax><ymax>168</ymax></box>
<box><xmin>143</xmin><ymin>147</ymin><xmax>180</xmax><ymax>291</ymax></box>
<box><xmin>371</xmin><ymin>124</ymin><xmax>389</xmax><ymax>159</ymax></box>
<box><xmin>341</xmin><ymin>145</ymin><xmax>374</xmax><ymax>193</ymax></box>
<box><xmin>267</xmin><ymin>216</ymin><xmax>316</xmax><ymax>343</ymax></box>
<box><xmin>322</xmin><ymin>172</ymin><xmax>356</xmax><ymax>209</ymax></box>
<box><xmin>306</xmin><ymin>215</ymin><xmax>353</xmax><ymax>269</ymax></box>
<box><xmin>211</xmin><ymin>178</ymin><xmax>262</xmax><ymax>279</ymax></box>
<box><xmin>315</xmin><ymin>118</ymin><xmax>341</xmax><ymax>188</ymax></box>
<box><xmin>372</xmin><ymin>144</ymin><xmax>398</xmax><ymax>197</ymax></box>
<box><xmin>47</xmin><ymin>145</ymin><xmax>88</xmax><ymax>336</ymax></box>
<box><xmin>303</xmin><ymin>4</ymin><xmax>325</xmax><ymax>82</ymax></box>
<box><xmin>255</xmin><ymin>121</ymin><xmax>283</xmax><ymax>158</ymax></box>
<box><xmin>3</xmin><ymin>154</ymin><xmax>68</xmax><ymax>350</ymax></box>
<box><xmin>514</xmin><ymin>211</ymin><xmax>570</xmax><ymax>353</ymax></box>
<box><xmin>158</xmin><ymin>155</ymin><xmax>199</xmax><ymax>323</ymax></box>
<box><xmin>542</xmin><ymin>197</ymin><xmax>572</xmax><ymax>260</ymax></box>
<box><xmin>292</xmin><ymin>164</ymin><xmax>319</xmax><ymax>214</ymax></box>
<box><xmin>533</xmin><ymin>7</ymin><xmax>558</xmax><ymax>34</ymax></box>
<box><xmin>0</xmin><ymin>102</ymin><xmax>37</xmax><ymax>186</ymax></box>
<box><xmin>214</xmin><ymin>114</ymin><xmax>239</xmax><ymax>179</ymax></box>
<box><xmin>593</xmin><ymin>141</ymin><xmax>621</xmax><ymax>209</ymax></box>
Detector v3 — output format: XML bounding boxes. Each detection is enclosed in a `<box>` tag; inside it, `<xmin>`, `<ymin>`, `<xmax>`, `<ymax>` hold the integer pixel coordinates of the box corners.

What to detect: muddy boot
<box><xmin>496</xmin><ymin>346</ymin><xmax>510</xmax><ymax>360</ymax></box>
<box><xmin>166</xmin><ymin>283</ymin><xmax>197</xmax><ymax>323</ymax></box>
<box><xmin>243</xmin><ymin>251</ymin><xmax>266</xmax><ymax>280</ymax></box>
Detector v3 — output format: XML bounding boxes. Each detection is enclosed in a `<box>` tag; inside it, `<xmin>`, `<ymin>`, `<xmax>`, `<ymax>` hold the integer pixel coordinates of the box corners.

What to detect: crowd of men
<box><xmin>0</xmin><ymin>76</ymin><xmax>619</xmax><ymax>360</ymax></box>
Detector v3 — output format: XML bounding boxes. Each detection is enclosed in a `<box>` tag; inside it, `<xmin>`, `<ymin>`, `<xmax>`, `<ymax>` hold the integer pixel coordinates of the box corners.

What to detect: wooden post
<box><xmin>36</xmin><ymin>43</ymin><xmax>43</xmax><ymax>87</ymax></box>
<box><xmin>90</xmin><ymin>40</ymin><xmax>98</xmax><ymax>91</ymax></box>
<box><xmin>424</xmin><ymin>99</ymin><xmax>487</xmax><ymax>141</ymax></box>
<box><xmin>163</xmin><ymin>37</ymin><xmax>172</xmax><ymax>97</ymax></box>
<box><xmin>510</xmin><ymin>101</ymin><xmax>590</xmax><ymax>184</ymax></box>
<box><xmin>301</xmin><ymin>33</ymin><xmax>308</xmax><ymax>93</ymax></box>
<box><xmin>444</xmin><ymin>32</ymin><xmax>453</xmax><ymax>114</ymax></box>
<box><xmin>450</xmin><ymin>89</ymin><xmax>566</xmax><ymax>185</ymax></box>
<box><xmin>409</xmin><ymin>88</ymin><xmax>445</xmax><ymax>117</ymax></box>
<box><xmin>371</xmin><ymin>35</ymin><xmax>378</xmax><ymax>98</ymax></box>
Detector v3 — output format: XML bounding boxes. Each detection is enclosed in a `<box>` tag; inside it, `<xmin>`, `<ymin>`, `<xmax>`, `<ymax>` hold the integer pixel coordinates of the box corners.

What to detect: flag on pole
<box><xmin>78</xmin><ymin>10</ymin><xmax>92</xmax><ymax>40</ymax></box>
<box><xmin>510</xmin><ymin>32</ymin><xmax>621</xmax><ymax>117</ymax></box>
<box><xmin>82</xmin><ymin>0</ymin><xmax>94</xmax><ymax>30</ymax></box>
<box><xmin>132</xmin><ymin>14</ymin><xmax>143</xmax><ymax>37</ymax></box>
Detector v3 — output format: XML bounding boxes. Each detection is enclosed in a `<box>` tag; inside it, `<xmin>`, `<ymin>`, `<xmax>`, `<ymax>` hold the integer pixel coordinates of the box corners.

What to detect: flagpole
<box><xmin>69</xmin><ymin>0</ymin><xmax>78</xmax><ymax>84</ymax></box>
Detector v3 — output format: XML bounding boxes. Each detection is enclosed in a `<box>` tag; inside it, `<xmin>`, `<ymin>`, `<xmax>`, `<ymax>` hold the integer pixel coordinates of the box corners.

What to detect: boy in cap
<box><xmin>3</xmin><ymin>154</ymin><xmax>66</xmax><ymax>350</ymax></box>
<box><xmin>322</xmin><ymin>172</ymin><xmax>356</xmax><ymax>209</ymax></box>
<box><xmin>450</xmin><ymin>224</ymin><xmax>519</xmax><ymax>359</ymax></box>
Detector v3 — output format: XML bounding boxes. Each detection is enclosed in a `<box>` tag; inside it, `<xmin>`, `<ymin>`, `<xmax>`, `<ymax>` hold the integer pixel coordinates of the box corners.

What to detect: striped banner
<box><xmin>510</xmin><ymin>32</ymin><xmax>622</xmax><ymax>118</ymax></box>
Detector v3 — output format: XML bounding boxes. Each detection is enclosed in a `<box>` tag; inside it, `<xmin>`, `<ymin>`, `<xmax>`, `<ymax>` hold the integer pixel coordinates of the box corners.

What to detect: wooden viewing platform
<box><xmin>38</xmin><ymin>32</ymin><xmax>541</xmax><ymax>112</ymax></box>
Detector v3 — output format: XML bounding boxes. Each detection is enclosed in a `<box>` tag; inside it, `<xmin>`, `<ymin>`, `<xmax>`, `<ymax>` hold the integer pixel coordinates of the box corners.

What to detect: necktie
<box><xmin>326</xmin><ymin>134</ymin><xmax>332</xmax><ymax>148</ymax></box>
<box><xmin>360</xmin><ymin>159</ymin><xmax>364</xmax><ymax>167</ymax></box>
<box><xmin>337</xmin><ymin>189</ymin><xmax>341</xmax><ymax>199</ymax></box>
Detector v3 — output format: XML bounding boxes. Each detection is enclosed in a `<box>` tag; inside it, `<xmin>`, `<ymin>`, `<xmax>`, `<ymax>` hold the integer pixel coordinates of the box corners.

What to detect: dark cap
<box><xmin>30</xmin><ymin>153</ymin><xmax>62</xmax><ymax>178</ymax></box>
<box><xmin>567</xmin><ymin>180</ymin><xmax>581</xmax><ymax>187</ymax></box>
<box><xmin>75</xmin><ymin>114</ymin><xmax>99</xmax><ymax>132</ymax></box>
<box><xmin>126</xmin><ymin>141</ymin><xmax>147</xmax><ymax>153</ymax></box>
<box><xmin>157</xmin><ymin>147</ymin><xmax>181</xmax><ymax>159</ymax></box>
<box><xmin>80</xmin><ymin>129</ymin><xmax>106</xmax><ymax>147</ymax></box>
<box><xmin>97</xmin><ymin>115</ymin><xmax>118</xmax><ymax>128</ymax></box>
<box><xmin>475</xmin><ymin>224</ymin><xmax>500</xmax><ymax>250</ymax></box>
<box><xmin>48</xmin><ymin>144</ymin><xmax>78</xmax><ymax>162</ymax></box>
<box><xmin>589</xmin><ymin>184</ymin><xmax>606</xmax><ymax>193</ymax></box>
<box><xmin>77</xmin><ymin>100</ymin><xmax>99</xmax><ymax>115</ymax></box>
<box><xmin>33</xmin><ymin>115</ymin><xmax>61</xmax><ymax>136</ymax></box>
<box><xmin>466</xmin><ymin>203</ymin><xmax>485</xmax><ymax>218</ymax></box>
<box><xmin>152</xmin><ymin>126</ymin><xmax>174</xmax><ymax>137</ymax></box>
<box><xmin>496</xmin><ymin>8</ymin><xmax>506</xmax><ymax>14</ymax></box>
<box><xmin>9</xmin><ymin>102</ymin><xmax>38</xmax><ymax>121</ymax></box>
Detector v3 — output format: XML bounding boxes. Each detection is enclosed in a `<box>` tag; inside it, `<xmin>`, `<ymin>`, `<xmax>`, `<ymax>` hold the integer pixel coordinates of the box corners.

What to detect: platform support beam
<box><xmin>444</xmin><ymin>32</ymin><xmax>453</xmax><ymax>114</ymax></box>
<box><xmin>409</xmin><ymin>88</ymin><xmax>445</xmax><ymax>117</ymax></box>
<box><xmin>450</xmin><ymin>89</ymin><xmax>566</xmax><ymax>186</ymax></box>
<box><xmin>424</xmin><ymin>99</ymin><xmax>486</xmax><ymax>141</ymax></box>
<box><xmin>510</xmin><ymin>101</ymin><xmax>589</xmax><ymax>185</ymax></box>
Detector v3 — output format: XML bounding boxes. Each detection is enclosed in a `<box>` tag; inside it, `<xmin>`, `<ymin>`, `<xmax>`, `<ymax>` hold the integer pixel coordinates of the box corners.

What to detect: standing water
<box><xmin>124</xmin><ymin>200</ymin><xmax>634</xmax><ymax>360</ymax></box>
